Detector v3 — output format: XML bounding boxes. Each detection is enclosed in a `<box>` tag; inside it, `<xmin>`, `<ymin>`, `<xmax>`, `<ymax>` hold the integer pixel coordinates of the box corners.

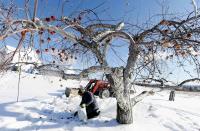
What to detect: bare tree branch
<box><xmin>132</xmin><ymin>90</ymin><xmax>154</xmax><ymax>106</ymax></box>
<box><xmin>178</xmin><ymin>78</ymin><xmax>200</xmax><ymax>86</ymax></box>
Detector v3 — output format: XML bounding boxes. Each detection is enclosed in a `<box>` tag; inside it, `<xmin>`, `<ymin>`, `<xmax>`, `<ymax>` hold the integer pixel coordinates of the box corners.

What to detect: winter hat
<box><xmin>78</xmin><ymin>88</ymin><xmax>85</xmax><ymax>94</ymax></box>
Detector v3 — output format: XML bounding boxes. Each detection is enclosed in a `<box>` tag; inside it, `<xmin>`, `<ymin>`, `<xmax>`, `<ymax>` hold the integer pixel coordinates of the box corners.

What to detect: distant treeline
<box><xmin>135</xmin><ymin>83</ymin><xmax>200</xmax><ymax>92</ymax></box>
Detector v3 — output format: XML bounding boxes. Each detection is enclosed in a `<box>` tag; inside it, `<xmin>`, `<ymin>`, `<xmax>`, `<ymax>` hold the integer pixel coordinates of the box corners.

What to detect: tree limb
<box><xmin>178</xmin><ymin>78</ymin><xmax>200</xmax><ymax>86</ymax></box>
<box><xmin>132</xmin><ymin>90</ymin><xmax>154</xmax><ymax>106</ymax></box>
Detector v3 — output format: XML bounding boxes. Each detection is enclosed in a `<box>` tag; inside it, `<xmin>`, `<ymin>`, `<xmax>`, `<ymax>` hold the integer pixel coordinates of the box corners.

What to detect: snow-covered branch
<box><xmin>178</xmin><ymin>78</ymin><xmax>200</xmax><ymax>86</ymax></box>
<box><xmin>191</xmin><ymin>0</ymin><xmax>198</xmax><ymax>17</ymax></box>
<box><xmin>132</xmin><ymin>90</ymin><xmax>154</xmax><ymax>106</ymax></box>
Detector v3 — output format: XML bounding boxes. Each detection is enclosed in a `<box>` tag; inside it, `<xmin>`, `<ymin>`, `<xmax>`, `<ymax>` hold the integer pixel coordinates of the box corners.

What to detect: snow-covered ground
<box><xmin>0</xmin><ymin>71</ymin><xmax>200</xmax><ymax>131</ymax></box>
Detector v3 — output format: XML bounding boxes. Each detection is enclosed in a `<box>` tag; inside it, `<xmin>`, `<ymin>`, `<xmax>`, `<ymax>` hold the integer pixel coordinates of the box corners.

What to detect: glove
<box><xmin>74</xmin><ymin>111</ymin><xmax>78</xmax><ymax>116</ymax></box>
<box><xmin>80</xmin><ymin>104</ymin><xmax>86</xmax><ymax>108</ymax></box>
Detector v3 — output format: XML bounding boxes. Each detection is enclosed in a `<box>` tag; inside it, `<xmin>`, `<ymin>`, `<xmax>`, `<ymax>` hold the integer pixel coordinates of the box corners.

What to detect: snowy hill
<box><xmin>0</xmin><ymin>72</ymin><xmax>200</xmax><ymax>131</ymax></box>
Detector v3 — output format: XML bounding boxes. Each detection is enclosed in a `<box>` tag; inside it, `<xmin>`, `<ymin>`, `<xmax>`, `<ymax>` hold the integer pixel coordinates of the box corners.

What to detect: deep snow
<box><xmin>0</xmin><ymin>71</ymin><xmax>200</xmax><ymax>131</ymax></box>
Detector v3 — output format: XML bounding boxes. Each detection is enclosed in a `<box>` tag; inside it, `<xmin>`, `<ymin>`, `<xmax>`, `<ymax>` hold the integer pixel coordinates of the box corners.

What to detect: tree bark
<box><xmin>106</xmin><ymin>67</ymin><xmax>134</xmax><ymax>124</ymax></box>
<box><xmin>169</xmin><ymin>90</ymin><xmax>175</xmax><ymax>101</ymax></box>
<box><xmin>116</xmin><ymin>97</ymin><xmax>133</xmax><ymax>124</ymax></box>
<box><xmin>115</xmin><ymin>41</ymin><xmax>138</xmax><ymax>124</ymax></box>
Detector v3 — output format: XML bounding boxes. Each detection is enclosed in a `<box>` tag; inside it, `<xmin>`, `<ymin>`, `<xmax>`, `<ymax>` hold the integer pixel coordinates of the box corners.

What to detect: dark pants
<box><xmin>87</xmin><ymin>110</ymin><xmax>100</xmax><ymax>119</ymax></box>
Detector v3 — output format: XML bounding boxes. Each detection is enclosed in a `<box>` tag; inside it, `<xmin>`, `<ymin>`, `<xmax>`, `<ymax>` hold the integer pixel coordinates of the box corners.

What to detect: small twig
<box><xmin>191</xmin><ymin>0</ymin><xmax>198</xmax><ymax>17</ymax></box>
<box><xmin>17</xmin><ymin>50</ymin><xmax>22</xmax><ymax>102</ymax></box>
<box><xmin>32</xmin><ymin>0</ymin><xmax>38</xmax><ymax>22</ymax></box>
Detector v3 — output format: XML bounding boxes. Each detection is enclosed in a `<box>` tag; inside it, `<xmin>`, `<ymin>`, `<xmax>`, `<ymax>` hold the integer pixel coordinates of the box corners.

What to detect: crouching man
<box><xmin>78</xmin><ymin>88</ymin><xmax>100</xmax><ymax>119</ymax></box>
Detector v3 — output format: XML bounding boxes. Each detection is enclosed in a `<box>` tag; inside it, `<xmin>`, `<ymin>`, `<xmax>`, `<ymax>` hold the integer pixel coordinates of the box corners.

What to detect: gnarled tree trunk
<box><xmin>107</xmin><ymin>67</ymin><xmax>133</xmax><ymax>124</ymax></box>
<box><xmin>106</xmin><ymin>42</ymin><xmax>139</xmax><ymax>124</ymax></box>
<box><xmin>116</xmin><ymin>97</ymin><xmax>133</xmax><ymax>124</ymax></box>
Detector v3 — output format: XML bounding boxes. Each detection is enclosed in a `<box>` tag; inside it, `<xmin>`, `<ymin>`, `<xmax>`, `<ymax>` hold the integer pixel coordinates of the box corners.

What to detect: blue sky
<box><xmin>11</xmin><ymin>0</ymin><xmax>197</xmax><ymax>22</ymax></box>
<box><xmin>1</xmin><ymin>0</ymin><xmax>200</xmax><ymax>83</ymax></box>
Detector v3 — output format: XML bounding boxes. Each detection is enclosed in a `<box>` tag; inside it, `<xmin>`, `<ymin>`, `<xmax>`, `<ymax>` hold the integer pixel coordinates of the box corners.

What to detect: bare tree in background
<box><xmin>1</xmin><ymin>0</ymin><xmax>200</xmax><ymax>124</ymax></box>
